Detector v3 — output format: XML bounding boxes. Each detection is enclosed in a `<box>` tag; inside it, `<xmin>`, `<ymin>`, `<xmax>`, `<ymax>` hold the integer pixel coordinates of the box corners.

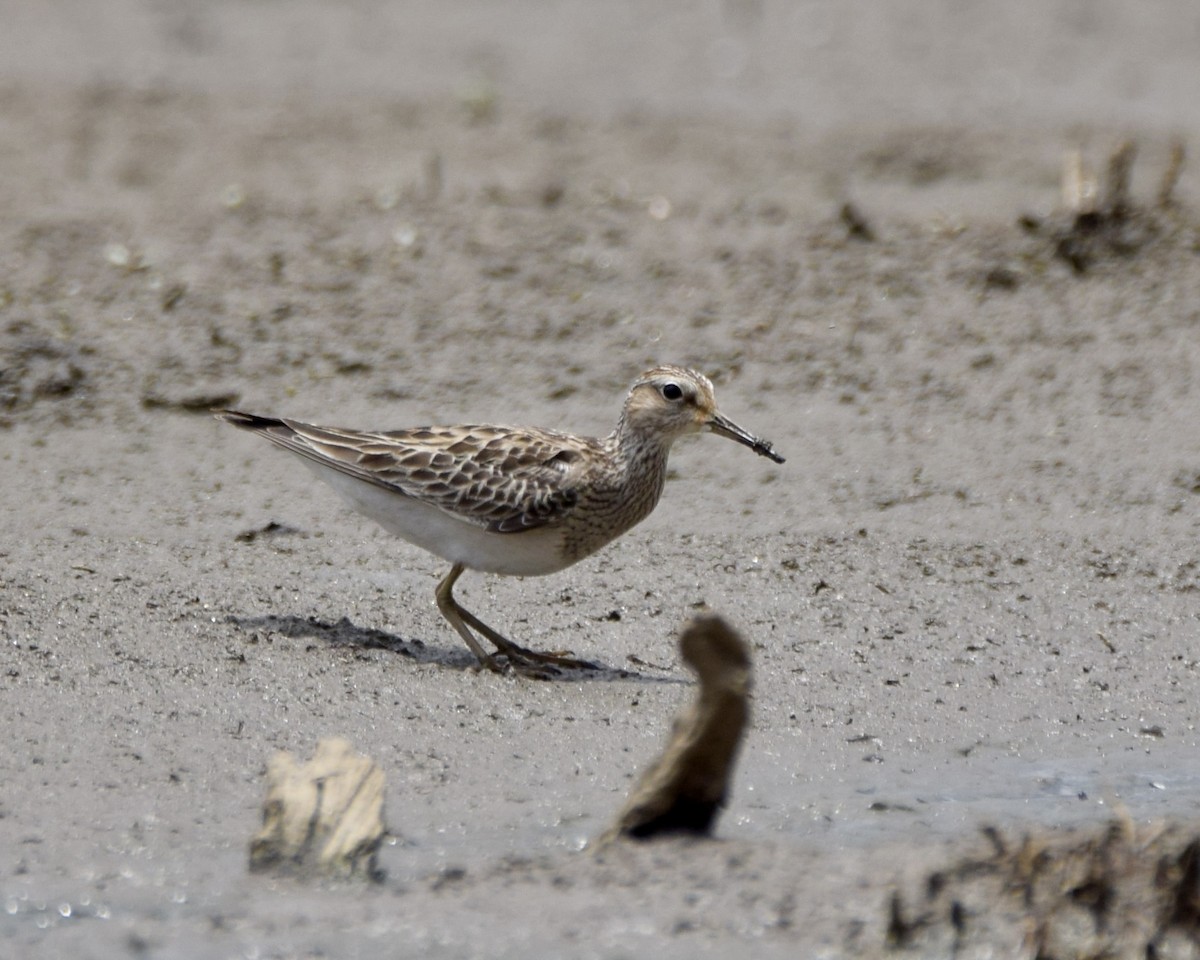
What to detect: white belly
<box><xmin>303</xmin><ymin>460</ymin><xmax>571</xmax><ymax>577</ymax></box>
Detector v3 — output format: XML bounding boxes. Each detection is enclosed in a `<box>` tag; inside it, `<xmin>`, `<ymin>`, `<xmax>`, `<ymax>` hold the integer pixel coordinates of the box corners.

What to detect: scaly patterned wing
<box><xmin>217</xmin><ymin>411</ymin><xmax>597</xmax><ymax>532</ymax></box>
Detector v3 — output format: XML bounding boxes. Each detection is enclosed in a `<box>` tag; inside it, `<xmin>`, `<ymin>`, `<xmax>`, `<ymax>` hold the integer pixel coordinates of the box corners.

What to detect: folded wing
<box><xmin>216</xmin><ymin>411</ymin><xmax>594</xmax><ymax>533</ymax></box>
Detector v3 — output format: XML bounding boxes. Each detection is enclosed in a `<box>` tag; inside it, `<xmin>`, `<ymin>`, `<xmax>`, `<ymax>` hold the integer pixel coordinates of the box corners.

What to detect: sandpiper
<box><xmin>216</xmin><ymin>365</ymin><xmax>784</xmax><ymax>674</ymax></box>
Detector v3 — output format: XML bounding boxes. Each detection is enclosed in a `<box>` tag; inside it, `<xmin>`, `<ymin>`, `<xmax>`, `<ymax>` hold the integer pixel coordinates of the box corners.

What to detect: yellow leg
<box><xmin>434</xmin><ymin>564</ymin><xmax>599</xmax><ymax>675</ymax></box>
<box><xmin>435</xmin><ymin>564</ymin><xmax>502</xmax><ymax>672</ymax></box>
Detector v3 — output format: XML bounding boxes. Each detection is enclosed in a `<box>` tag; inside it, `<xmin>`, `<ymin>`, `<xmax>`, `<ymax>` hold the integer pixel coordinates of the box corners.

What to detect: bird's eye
<box><xmin>661</xmin><ymin>382</ymin><xmax>684</xmax><ymax>401</ymax></box>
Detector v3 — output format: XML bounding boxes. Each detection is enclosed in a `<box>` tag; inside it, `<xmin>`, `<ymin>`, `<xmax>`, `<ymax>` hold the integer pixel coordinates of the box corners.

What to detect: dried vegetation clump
<box><xmin>1022</xmin><ymin>139</ymin><xmax>1189</xmax><ymax>274</ymax></box>
<box><xmin>887</xmin><ymin>816</ymin><xmax>1200</xmax><ymax>958</ymax></box>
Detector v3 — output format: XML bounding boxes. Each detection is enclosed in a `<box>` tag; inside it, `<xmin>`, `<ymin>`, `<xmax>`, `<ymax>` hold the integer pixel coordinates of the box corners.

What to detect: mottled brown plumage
<box><xmin>216</xmin><ymin>365</ymin><xmax>784</xmax><ymax>675</ymax></box>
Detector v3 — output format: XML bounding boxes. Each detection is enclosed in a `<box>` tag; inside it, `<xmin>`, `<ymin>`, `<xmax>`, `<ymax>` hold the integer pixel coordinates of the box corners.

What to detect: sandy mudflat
<box><xmin>4</xmin><ymin>2</ymin><xmax>1200</xmax><ymax>957</ymax></box>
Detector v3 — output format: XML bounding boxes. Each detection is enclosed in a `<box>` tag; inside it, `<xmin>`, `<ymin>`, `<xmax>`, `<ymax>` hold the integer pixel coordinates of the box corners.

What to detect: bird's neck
<box><xmin>606</xmin><ymin>417</ymin><xmax>674</xmax><ymax>490</ymax></box>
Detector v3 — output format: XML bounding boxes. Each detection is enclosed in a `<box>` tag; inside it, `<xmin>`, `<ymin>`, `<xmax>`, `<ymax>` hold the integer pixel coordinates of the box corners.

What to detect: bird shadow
<box><xmin>225</xmin><ymin>613</ymin><xmax>685</xmax><ymax>685</ymax></box>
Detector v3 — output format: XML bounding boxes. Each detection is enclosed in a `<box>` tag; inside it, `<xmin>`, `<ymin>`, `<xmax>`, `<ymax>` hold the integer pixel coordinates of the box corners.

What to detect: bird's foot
<box><xmin>496</xmin><ymin>643</ymin><xmax>601</xmax><ymax>677</ymax></box>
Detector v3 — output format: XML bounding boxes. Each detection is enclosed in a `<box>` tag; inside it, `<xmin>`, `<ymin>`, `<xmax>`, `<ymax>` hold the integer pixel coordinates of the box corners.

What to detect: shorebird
<box><xmin>216</xmin><ymin>365</ymin><xmax>784</xmax><ymax>675</ymax></box>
